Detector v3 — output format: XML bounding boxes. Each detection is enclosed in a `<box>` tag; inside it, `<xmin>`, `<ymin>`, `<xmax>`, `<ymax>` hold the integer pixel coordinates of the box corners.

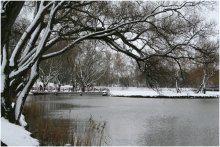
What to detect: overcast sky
<box><xmin>203</xmin><ymin>1</ymin><xmax>219</xmax><ymax>26</ymax></box>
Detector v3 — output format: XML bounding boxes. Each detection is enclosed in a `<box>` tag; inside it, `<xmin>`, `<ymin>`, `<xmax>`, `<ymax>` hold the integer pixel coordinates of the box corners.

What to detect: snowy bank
<box><xmin>1</xmin><ymin>117</ymin><xmax>39</xmax><ymax>146</ymax></box>
<box><xmin>109</xmin><ymin>87</ymin><xmax>219</xmax><ymax>98</ymax></box>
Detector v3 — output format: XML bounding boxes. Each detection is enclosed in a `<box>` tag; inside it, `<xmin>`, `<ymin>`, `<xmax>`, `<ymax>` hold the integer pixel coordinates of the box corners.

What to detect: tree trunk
<box><xmin>197</xmin><ymin>69</ymin><xmax>208</xmax><ymax>94</ymax></box>
<box><xmin>57</xmin><ymin>84</ymin><xmax>61</xmax><ymax>92</ymax></box>
<box><xmin>43</xmin><ymin>83</ymin><xmax>47</xmax><ymax>91</ymax></box>
<box><xmin>81</xmin><ymin>86</ymin><xmax>85</xmax><ymax>92</ymax></box>
<box><xmin>72</xmin><ymin>83</ymin><xmax>75</xmax><ymax>92</ymax></box>
<box><xmin>1</xmin><ymin>1</ymin><xmax>24</xmax><ymax>123</ymax></box>
<box><xmin>175</xmin><ymin>79</ymin><xmax>181</xmax><ymax>93</ymax></box>
<box><xmin>14</xmin><ymin>61</ymin><xmax>39</xmax><ymax>123</ymax></box>
<box><xmin>1</xmin><ymin>45</ymin><xmax>13</xmax><ymax>121</ymax></box>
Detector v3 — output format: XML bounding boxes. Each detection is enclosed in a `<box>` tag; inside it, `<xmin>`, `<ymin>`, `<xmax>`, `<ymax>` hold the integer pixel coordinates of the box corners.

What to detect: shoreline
<box><xmin>111</xmin><ymin>95</ymin><xmax>219</xmax><ymax>99</ymax></box>
<box><xmin>30</xmin><ymin>91</ymin><xmax>104</xmax><ymax>96</ymax></box>
<box><xmin>29</xmin><ymin>92</ymin><xmax>219</xmax><ymax>99</ymax></box>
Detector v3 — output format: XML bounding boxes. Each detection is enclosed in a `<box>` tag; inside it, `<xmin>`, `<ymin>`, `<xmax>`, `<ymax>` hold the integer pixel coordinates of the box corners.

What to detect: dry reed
<box><xmin>23</xmin><ymin>100</ymin><xmax>108</xmax><ymax>146</ymax></box>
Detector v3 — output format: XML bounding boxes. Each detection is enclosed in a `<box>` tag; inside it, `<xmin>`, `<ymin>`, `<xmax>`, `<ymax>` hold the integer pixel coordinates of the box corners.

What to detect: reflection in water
<box><xmin>140</xmin><ymin>115</ymin><xmax>218</xmax><ymax>146</ymax></box>
<box><xmin>40</xmin><ymin>102</ymin><xmax>95</xmax><ymax>112</ymax></box>
<box><xmin>25</xmin><ymin>98</ymin><xmax>109</xmax><ymax>146</ymax></box>
<box><xmin>27</xmin><ymin>95</ymin><xmax>219</xmax><ymax>146</ymax></box>
<box><xmin>141</xmin><ymin>116</ymin><xmax>178</xmax><ymax>146</ymax></box>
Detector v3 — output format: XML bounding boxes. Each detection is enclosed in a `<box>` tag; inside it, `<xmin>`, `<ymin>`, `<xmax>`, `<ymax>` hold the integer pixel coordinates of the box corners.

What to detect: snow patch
<box><xmin>108</xmin><ymin>87</ymin><xmax>219</xmax><ymax>97</ymax></box>
<box><xmin>19</xmin><ymin>114</ymin><xmax>27</xmax><ymax>127</ymax></box>
<box><xmin>1</xmin><ymin>45</ymin><xmax>7</xmax><ymax>93</ymax></box>
<box><xmin>1</xmin><ymin>117</ymin><xmax>39</xmax><ymax>146</ymax></box>
<box><xmin>33</xmin><ymin>81</ymin><xmax>43</xmax><ymax>88</ymax></box>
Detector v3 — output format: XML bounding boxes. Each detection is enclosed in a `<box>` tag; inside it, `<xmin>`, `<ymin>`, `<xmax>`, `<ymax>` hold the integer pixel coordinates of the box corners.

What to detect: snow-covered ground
<box><xmin>1</xmin><ymin>117</ymin><xmax>39</xmax><ymax>146</ymax></box>
<box><xmin>105</xmin><ymin>87</ymin><xmax>219</xmax><ymax>97</ymax></box>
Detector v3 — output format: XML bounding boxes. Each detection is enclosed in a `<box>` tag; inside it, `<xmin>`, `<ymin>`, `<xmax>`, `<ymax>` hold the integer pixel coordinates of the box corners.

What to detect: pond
<box><xmin>27</xmin><ymin>94</ymin><xmax>219</xmax><ymax>146</ymax></box>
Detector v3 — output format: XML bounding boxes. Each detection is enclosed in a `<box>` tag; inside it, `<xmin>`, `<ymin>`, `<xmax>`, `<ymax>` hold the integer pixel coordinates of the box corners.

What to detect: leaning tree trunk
<box><xmin>197</xmin><ymin>69</ymin><xmax>211</xmax><ymax>94</ymax></box>
<box><xmin>1</xmin><ymin>45</ymin><xmax>14</xmax><ymax>122</ymax></box>
<box><xmin>1</xmin><ymin>1</ymin><xmax>24</xmax><ymax>122</ymax></box>
<box><xmin>14</xmin><ymin>61</ymin><xmax>39</xmax><ymax>124</ymax></box>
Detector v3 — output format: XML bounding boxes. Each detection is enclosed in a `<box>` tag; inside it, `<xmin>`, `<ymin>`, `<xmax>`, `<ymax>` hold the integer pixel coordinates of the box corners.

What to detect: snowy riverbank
<box><xmin>106</xmin><ymin>87</ymin><xmax>219</xmax><ymax>98</ymax></box>
<box><xmin>1</xmin><ymin>117</ymin><xmax>39</xmax><ymax>146</ymax></box>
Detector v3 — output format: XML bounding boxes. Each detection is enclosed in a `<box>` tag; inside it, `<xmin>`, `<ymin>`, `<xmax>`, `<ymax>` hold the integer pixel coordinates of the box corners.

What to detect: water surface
<box><xmin>27</xmin><ymin>95</ymin><xmax>219</xmax><ymax>146</ymax></box>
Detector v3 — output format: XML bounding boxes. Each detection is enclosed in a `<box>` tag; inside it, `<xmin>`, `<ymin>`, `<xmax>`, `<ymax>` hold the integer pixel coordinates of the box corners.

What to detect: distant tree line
<box><xmin>39</xmin><ymin>41</ymin><xmax>218</xmax><ymax>92</ymax></box>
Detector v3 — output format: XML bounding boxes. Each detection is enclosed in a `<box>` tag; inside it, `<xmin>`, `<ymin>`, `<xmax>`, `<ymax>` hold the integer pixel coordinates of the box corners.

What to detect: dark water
<box><xmin>27</xmin><ymin>95</ymin><xmax>219</xmax><ymax>146</ymax></box>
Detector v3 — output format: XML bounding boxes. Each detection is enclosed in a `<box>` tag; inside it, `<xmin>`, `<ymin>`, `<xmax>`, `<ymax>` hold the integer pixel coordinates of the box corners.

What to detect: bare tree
<box><xmin>195</xmin><ymin>40</ymin><xmax>218</xmax><ymax>93</ymax></box>
<box><xmin>75</xmin><ymin>41</ymin><xmax>110</xmax><ymax>92</ymax></box>
<box><xmin>64</xmin><ymin>48</ymin><xmax>79</xmax><ymax>91</ymax></box>
<box><xmin>39</xmin><ymin>58</ymin><xmax>62</xmax><ymax>91</ymax></box>
<box><xmin>1</xmin><ymin>1</ymin><xmax>217</xmax><ymax>124</ymax></box>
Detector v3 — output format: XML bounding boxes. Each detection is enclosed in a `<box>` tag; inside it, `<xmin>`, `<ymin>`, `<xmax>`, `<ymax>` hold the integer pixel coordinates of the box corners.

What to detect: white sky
<box><xmin>21</xmin><ymin>1</ymin><xmax>219</xmax><ymax>24</ymax></box>
<box><xmin>202</xmin><ymin>1</ymin><xmax>219</xmax><ymax>26</ymax></box>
